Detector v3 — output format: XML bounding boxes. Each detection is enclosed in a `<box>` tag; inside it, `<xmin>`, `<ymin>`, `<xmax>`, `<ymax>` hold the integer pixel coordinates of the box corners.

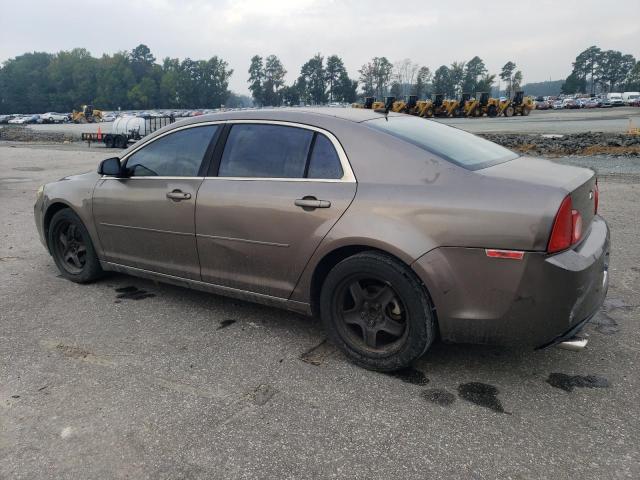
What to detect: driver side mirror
<box><xmin>98</xmin><ymin>157</ymin><xmax>124</xmax><ymax>177</ymax></box>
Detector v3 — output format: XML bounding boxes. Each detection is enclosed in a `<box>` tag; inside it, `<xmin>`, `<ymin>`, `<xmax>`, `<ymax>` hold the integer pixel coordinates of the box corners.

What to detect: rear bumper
<box><xmin>412</xmin><ymin>216</ymin><xmax>610</xmax><ymax>347</ymax></box>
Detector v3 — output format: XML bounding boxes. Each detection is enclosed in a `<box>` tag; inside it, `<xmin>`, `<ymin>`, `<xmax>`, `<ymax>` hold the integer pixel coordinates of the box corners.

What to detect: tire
<box><xmin>48</xmin><ymin>209</ymin><xmax>103</xmax><ymax>283</ymax></box>
<box><xmin>487</xmin><ymin>105</ymin><xmax>498</xmax><ymax>117</ymax></box>
<box><xmin>105</xmin><ymin>135</ymin><xmax>115</xmax><ymax>148</ymax></box>
<box><xmin>115</xmin><ymin>135</ymin><xmax>128</xmax><ymax>149</ymax></box>
<box><xmin>504</xmin><ymin>106</ymin><xmax>515</xmax><ymax>117</ymax></box>
<box><xmin>320</xmin><ymin>251</ymin><xmax>436</xmax><ymax>371</ymax></box>
<box><xmin>521</xmin><ymin>108</ymin><xmax>530</xmax><ymax>116</ymax></box>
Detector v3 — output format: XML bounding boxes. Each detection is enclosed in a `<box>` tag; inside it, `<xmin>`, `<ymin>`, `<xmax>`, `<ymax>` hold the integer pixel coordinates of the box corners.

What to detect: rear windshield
<box><xmin>365</xmin><ymin>116</ymin><xmax>519</xmax><ymax>170</ymax></box>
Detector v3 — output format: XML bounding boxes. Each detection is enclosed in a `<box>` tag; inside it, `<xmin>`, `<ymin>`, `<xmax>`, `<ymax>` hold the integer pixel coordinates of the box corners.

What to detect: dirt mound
<box><xmin>482</xmin><ymin>132</ymin><xmax>640</xmax><ymax>157</ymax></box>
<box><xmin>0</xmin><ymin>125</ymin><xmax>74</xmax><ymax>143</ymax></box>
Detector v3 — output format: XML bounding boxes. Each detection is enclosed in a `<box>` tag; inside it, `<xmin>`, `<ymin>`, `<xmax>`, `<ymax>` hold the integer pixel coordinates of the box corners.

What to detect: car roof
<box><xmin>175</xmin><ymin>107</ymin><xmax>401</xmax><ymax>126</ymax></box>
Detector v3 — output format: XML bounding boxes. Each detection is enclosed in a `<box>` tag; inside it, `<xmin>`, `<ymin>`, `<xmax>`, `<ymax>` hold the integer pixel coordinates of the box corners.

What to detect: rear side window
<box><xmin>365</xmin><ymin>116</ymin><xmax>518</xmax><ymax>170</ymax></box>
<box><xmin>219</xmin><ymin>124</ymin><xmax>313</xmax><ymax>178</ymax></box>
<box><xmin>125</xmin><ymin>125</ymin><xmax>217</xmax><ymax>176</ymax></box>
<box><xmin>307</xmin><ymin>134</ymin><xmax>343</xmax><ymax>179</ymax></box>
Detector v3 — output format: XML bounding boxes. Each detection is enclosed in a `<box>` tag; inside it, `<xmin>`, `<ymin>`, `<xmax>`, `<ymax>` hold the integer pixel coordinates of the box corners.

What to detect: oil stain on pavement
<box><xmin>115</xmin><ymin>286</ymin><xmax>156</xmax><ymax>301</ymax></box>
<box><xmin>217</xmin><ymin>319</ymin><xmax>237</xmax><ymax>330</ymax></box>
<box><xmin>457</xmin><ymin>382</ymin><xmax>507</xmax><ymax>413</ymax></box>
<box><xmin>422</xmin><ymin>388</ymin><xmax>456</xmax><ymax>406</ymax></box>
<box><xmin>386</xmin><ymin>367</ymin><xmax>429</xmax><ymax>386</ymax></box>
<box><xmin>546</xmin><ymin>373</ymin><xmax>610</xmax><ymax>392</ymax></box>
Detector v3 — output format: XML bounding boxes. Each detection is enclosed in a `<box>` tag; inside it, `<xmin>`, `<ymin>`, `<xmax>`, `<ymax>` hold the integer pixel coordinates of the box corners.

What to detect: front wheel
<box><xmin>320</xmin><ymin>252</ymin><xmax>436</xmax><ymax>371</ymax></box>
<box><xmin>48</xmin><ymin>209</ymin><xmax>103</xmax><ymax>283</ymax></box>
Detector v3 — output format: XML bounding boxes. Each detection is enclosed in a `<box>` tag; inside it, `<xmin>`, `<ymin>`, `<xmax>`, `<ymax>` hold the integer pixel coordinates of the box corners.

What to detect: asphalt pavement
<box><xmin>1</xmin><ymin>143</ymin><xmax>639</xmax><ymax>479</ymax></box>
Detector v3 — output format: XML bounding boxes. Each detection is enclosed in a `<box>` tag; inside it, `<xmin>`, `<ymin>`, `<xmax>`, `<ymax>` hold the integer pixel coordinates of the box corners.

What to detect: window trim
<box><xmin>102</xmin><ymin>121</ymin><xmax>226</xmax><ymax>180</ymax></box>
<box><xmin>101</xmin><ymin>119</ymin><xmax>356</xmax><ymax>183</ymax></box>
<box><xmin>211</xmin><ymin>120</ymin><xmax>356</xmax><ymax>183</ymax></box>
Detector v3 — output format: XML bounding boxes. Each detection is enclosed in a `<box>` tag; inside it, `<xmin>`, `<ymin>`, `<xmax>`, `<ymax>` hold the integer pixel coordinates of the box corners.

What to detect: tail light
<box><xmin>548</xmin><ymin>195</ymin><xmax>583</xmax><ymax>253</ymax></box>
<box><xmin>594</xmin><ymin>178</ymin><xmax>599</xmax><ymax>214</ymax></box>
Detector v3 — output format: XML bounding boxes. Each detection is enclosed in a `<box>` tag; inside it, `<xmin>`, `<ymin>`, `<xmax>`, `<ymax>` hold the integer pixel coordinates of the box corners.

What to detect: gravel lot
<box><xmin>1</xmin><ymin>143</ymin><xmax>639</xmax><ymax>479</ymax></box>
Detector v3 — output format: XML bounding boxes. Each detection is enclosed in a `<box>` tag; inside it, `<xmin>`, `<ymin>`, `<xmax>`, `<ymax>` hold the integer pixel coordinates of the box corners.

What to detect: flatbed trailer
<box><xmin>81</xmin><ymin>115</ymin><xmax>175</xmax><ymax>148</ymax></box>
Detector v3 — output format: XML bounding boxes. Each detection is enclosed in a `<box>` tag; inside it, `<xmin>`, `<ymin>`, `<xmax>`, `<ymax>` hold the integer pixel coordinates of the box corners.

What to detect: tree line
<box><xmin>247</xmin><ymin>54</ymin><xmax>523</xmax><ymax>106</ymax></box>
<box><xmin>247</xmin><ymin>53</ymin><xmax>358</xmax><ymax>106</ymax></box>
<box><xmin>0</xmin><ymin>45</ymin><xmax>234</xmax><ymax>114</ymax></box>
<box><xmin>2</xmin><ymin>43</ymin><xmax>639</xmax><ymax>114</ymax></box>
<box><xmin>562</xmin><ymin>46</ymin><xmax>639</xmax><ymax>94</ymax></box>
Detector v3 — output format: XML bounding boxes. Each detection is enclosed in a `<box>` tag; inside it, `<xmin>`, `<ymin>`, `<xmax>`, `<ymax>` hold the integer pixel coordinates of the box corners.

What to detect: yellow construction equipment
<box><xmin>497</xmin><ymin>91</ymin><xmax>535</xmax><ymax>117</ymax></box>
<box><xmin>351</xmin><ymin>96</ymin><xmax>385</xmax><ymax>110</ymax></box>
<box><xmin>484</xmin><ymin>96</ymin><xmax>500</xmax><ymax>117</ymax></box>
<box><xmin>512</xmin><ymin>91</ymin><xmax>535</xmax><ymax>116</ymax></box>
<box><xmin>72</xmin><ymin>104</ymin><xmax>103</xmax><ymax>123</ymax></box>
<box><xmin>437</xmin><ymin>95</ymin><xmax>461</xmax><ymax>117</ymax></box>
<box><xmin>351</xmin><ymin>91</ymin><xmax>532</xmax><ymax>120</ymax></box>
<box><xmin>388</xmin><ymin>95</ymin><xmax>434</xmax><ymax>117</ymax></box>
<box><xmin>462</xmin><ymin>92</ymin><xmax>490</xmax><ymax>117</ymax></box>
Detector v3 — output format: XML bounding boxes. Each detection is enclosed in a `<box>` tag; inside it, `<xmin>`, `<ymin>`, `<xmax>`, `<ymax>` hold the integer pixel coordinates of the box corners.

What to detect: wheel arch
<box><xmin>307</xmin><ymin>244</ymin><xmax>438</xmax><ymax>326</ymax></box>
<box><xmin>43</xmin><ymin>201</ymin><xmax>76</xmax><ymax>251</ymax></box>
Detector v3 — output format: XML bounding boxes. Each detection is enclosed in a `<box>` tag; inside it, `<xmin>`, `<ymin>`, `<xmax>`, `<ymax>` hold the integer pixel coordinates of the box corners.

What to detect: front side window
<box><xmin>125</xmin><ymin>125</ymin><xmax>218</xmax><ymax>177</ymax></box>
<box><xmin>365</xmin><ymin>116</ymin><xmax>518</xmax><ymax>170</ymax></box>
<box><xmin>218</xmin><ymin>124</ymin><xmax>314</xmax><ymax>178</ymax></box>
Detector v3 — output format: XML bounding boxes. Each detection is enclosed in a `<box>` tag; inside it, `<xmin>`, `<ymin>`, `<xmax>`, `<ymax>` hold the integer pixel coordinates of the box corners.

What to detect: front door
<box><xmin>196</xmin><ymin>122</ymin><xmax>356</xmax><ymax>298</ymax></box>
<box><xmin>93</xmin><ymin>124</ymin><xmax>220</xmax><ymax>279</ymax></box>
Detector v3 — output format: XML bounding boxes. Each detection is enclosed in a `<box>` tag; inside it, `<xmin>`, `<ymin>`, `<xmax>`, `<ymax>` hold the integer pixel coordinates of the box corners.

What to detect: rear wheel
<box><xmin>521</xmin><ymin>108</ymin><xmax>530</xmax><ymax>116</ymax></box>
<box><xmin>320</xmin><ymin>252</ymin><xmax>436</xmax><ymax>371</ymax></box>
<box><xmin>504</xmin><ymin>106</ymin><xmax>515</xmax><ymax>117</ymax></box>
<box><xmin>48</xmin><ymin>209</ymin><xmax>103</xmax><ymax>283</ymax></box>
<box><xmin>105</xmin><ymin>135</ymin><xmax>115</xmax><ymax>148</ymax></box>
<box><xmin>487</xmin><ymin>105</ymin><xmax>498</xmax><ymax>117</ymax></box>
<box><xmin>115</xmin><ymin>135</ymin><xmax>128</xmax><ymax>149</ymax></box>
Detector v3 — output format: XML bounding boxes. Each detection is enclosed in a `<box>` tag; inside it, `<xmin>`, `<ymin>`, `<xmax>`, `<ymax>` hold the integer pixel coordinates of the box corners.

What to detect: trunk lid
<box><xmin>479</xmin><ymin>156</ymin><xmax>597</xmax><ymax>245</ymax></box>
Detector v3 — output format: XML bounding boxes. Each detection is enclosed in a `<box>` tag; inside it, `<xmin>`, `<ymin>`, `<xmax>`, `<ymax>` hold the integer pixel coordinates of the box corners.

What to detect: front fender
<box><xmin>39</xmin><ymin>172</ymin><xmax>102</xmax><ymax>256</ymax></box>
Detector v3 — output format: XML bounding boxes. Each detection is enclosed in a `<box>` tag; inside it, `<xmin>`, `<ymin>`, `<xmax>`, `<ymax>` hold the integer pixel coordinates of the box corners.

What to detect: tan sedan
<box><xmin>34</xmin><ymin>108</ymin><xmax>609</xmax><ymax>371</ymax></box>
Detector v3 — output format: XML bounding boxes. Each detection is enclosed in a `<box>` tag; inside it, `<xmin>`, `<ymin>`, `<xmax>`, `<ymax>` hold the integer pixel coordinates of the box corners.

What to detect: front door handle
<box><xmin>166</xmin><ymin>190</ymin><xmax>192</xmax><ymax>201</ymax></box>
<box><xmin>295</xmin><ymin>197</ymin><xmax>331</xmax><ymax>209</ymax></box>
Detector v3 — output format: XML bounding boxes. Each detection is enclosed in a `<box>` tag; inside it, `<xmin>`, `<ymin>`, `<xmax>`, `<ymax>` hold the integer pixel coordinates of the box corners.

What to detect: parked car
<box><xmin>535</xmin><ymin>100</ymin><xmax>550</xmax><ymax>110</ymax></box>
<box><xmin>607</xmin><ymin>93</ymin><xmax>624</xmax><ymax>106</ymax></box>
<box><xmin>34</xmin><ymin>109</ymin><xmax>609</xmax><ymax>371</ymax></box>
<box><xmin>552</xmin><ymin>100</ymin><xmax>563</xmax><ymax>109</ymax></box>
<box><xmin>101</xmin><ymin>112</ymin><xmax>117</xmax><ymax>122</ymax></box>
<box><xmin>41</xmin><ymin>112</ymin><xmax>69</xmax><ymax>124</ymax></box>
<box><xmin>600</xmin><ymin>99</ymin><xmax>613</xmax><ymax>108</ymax></box>
<box><xmin>8</xmin><ymin>115</ymin><xmax>29</xmax><ymax>124</ymax></box>
<box><xmin>585</xmin><ymin>98</ymin><xmax>601</xmax><ymax>108</ymax></box>
<box><xmin>630</xmin><ymin>98</ymin><xmax>640</xmax><ymax>107</ymax></box>
<box><xmin>0</xmin><ymin>114</ymin><xmax>14</xmax><ymax>124</ymax></box>
<box><xmin>562</xmin><ymin>98</ymin><xmax>579</xmax><ymax>109</ymax></box>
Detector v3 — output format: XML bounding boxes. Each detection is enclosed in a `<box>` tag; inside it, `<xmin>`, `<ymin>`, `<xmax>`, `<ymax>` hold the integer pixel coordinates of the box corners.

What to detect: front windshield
<box><xmin>365</xmin><ymin>116</ymin><xmax>519</xmax><ymax>170</ymax></box>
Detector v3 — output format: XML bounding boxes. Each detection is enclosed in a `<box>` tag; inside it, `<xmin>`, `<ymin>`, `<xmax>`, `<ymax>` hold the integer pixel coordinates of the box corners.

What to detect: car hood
<box><xmin>58</xmin><ymin>171</ymin><xmax>99</xmax><ymax>182</ymax></box>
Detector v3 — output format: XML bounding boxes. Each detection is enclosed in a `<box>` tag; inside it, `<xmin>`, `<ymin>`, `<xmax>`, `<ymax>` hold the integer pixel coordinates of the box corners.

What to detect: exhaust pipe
<box><xmin>557</xmin><ymin>336</ymin><xmax>588</xmax><ymax>352</ymax></box>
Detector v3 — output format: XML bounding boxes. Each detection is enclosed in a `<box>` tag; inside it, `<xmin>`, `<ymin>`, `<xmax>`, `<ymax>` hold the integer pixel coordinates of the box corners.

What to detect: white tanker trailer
<box><xmin>81</xmin><ymin>114</ymin><xmax>175</xmax><ymax>148</ymax></box>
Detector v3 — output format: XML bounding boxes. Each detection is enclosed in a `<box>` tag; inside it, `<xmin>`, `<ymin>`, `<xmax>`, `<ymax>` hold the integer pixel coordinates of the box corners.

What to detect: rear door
<box><xmin>195</xmin><ymin>121</ymin><xmax>356</xmax><ymax>298</ymax></box>
<box><xmin>92</xmin><ymin>124</ymin><xmax>220</xmax><ymax>279</ymax></box>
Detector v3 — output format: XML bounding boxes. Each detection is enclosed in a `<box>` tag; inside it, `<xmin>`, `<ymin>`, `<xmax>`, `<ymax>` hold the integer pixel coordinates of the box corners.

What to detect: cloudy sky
<box><xmin>1</xmin><ymin>0</ymin><xmax>638</xmax><ymax>94</ymax></box>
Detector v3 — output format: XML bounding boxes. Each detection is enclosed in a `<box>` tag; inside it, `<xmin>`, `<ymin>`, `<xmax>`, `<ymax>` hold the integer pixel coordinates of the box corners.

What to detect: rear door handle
<box><xmin>295</xmin><ymin>197</ymin><xmax>331</xmax><ymax>209</ymax></box>
<box><xmin>166</xmin><ymin>190</ymin><xmax>192</xmax><ymax>201</ymax></box>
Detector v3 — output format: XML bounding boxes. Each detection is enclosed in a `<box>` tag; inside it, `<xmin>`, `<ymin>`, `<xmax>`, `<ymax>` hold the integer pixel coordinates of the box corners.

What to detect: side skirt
<box><xmin>101</xmin><ymin>261</ymin><xmax>312</xmax><ymax>315</ymax></box>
